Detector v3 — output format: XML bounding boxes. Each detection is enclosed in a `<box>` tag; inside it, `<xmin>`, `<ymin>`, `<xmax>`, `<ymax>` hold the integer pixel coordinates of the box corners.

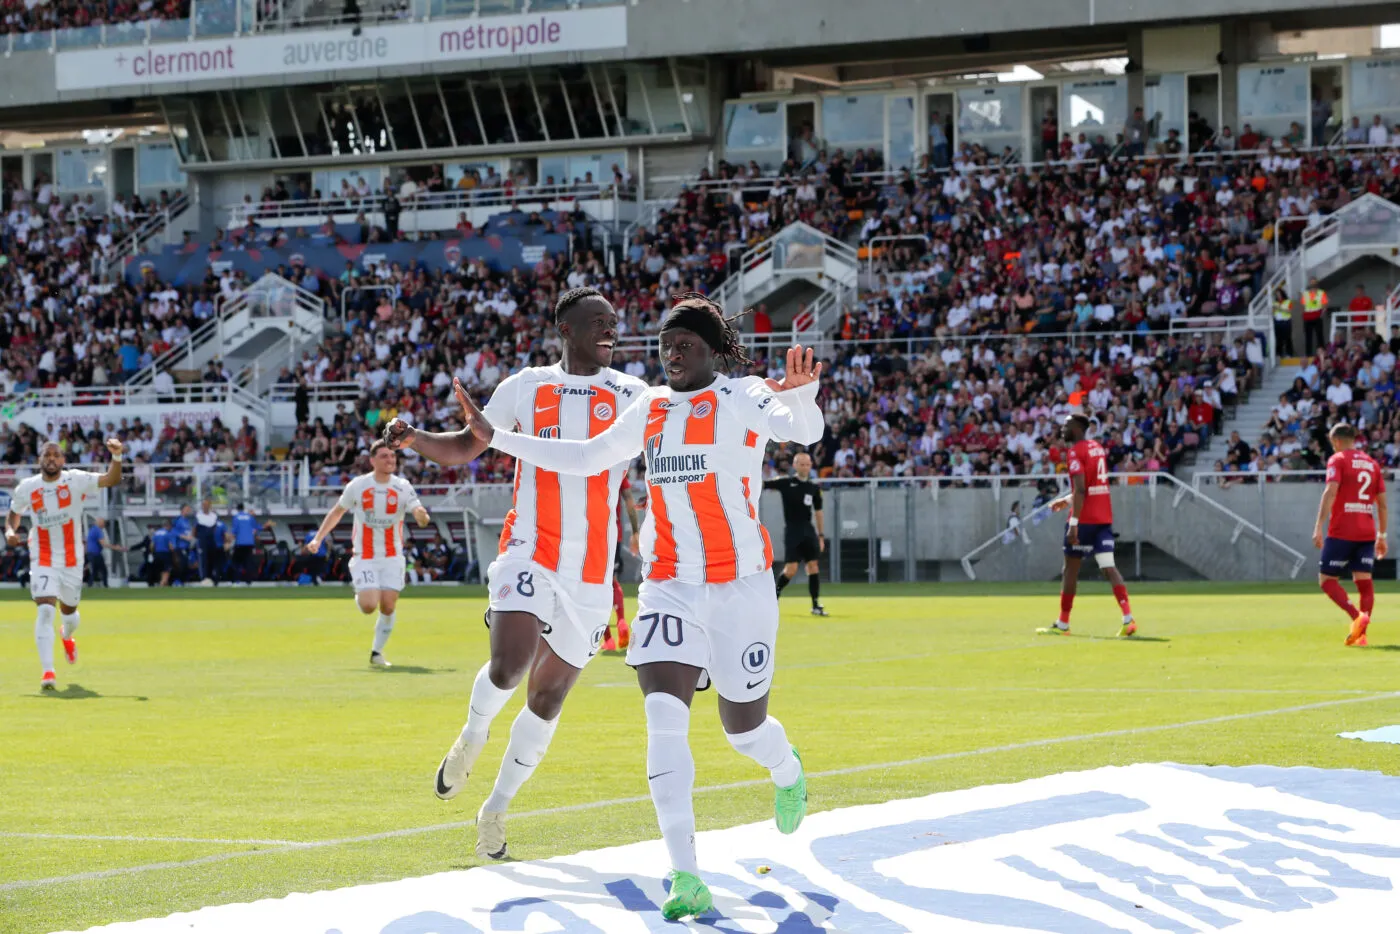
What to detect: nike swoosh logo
<box><xmin>647</xmin><ymin>771</ymin><xmax>673</xmax><ymax>781</ymax></box>
<box><xmin>746</xmin><ymin>679</ymin><xmax>768</xmax><ymax>691</ymax></box>
<box><xmin>435</xmin><ymin>764</ymin><xmax>452</xmax><ymax>796</ymax></box>
<box><xmin>536</xmin><ymin>406</ymin><xmax>552</xmax><ymax>413</ymax></box>
<box><xmin>513</xmin><ymin>758</ymin><xmax>538</xmax><ymax>768</ymax></box>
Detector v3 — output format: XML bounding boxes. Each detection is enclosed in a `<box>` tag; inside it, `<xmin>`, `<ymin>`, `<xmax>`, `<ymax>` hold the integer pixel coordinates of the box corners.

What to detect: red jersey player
<box><xmin>1040</xmin><ymin>413</ymin><xmax>1138</xmax><ymax>637</ymax></box>
<box><xmin>1313</xmin><ymin>423</ymin><xmax>1388</xmax><ymax>646</ymax></box>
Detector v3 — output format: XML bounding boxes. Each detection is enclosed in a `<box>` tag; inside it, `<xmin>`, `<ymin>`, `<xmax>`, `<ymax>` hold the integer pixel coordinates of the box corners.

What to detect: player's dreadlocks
<box><xmin>554</xmin><ymin>286</ymin><xmax>604</xmax><ymax>325</ymax></box>
<box><xmin>660</xmin><ymin>292</ymin><xmax>751</xmax><ymax>366</ymax></box>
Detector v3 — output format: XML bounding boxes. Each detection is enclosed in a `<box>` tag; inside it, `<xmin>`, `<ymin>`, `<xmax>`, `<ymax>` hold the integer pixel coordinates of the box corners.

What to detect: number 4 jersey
<box><xmin>1067</xmin><ymin>439</ymin><xmax>1114</xmax><ymax>525</ymax></box>
<box><xmin>1327</xmin><ymin>450</ymin><xmax>1384</xmax><ymax>541</ymax></box>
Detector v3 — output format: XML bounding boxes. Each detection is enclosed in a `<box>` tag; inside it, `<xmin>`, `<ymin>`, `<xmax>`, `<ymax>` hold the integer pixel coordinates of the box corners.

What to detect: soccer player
<box><xmin>602</xmin><ymin>475</ymin><xmax>642</xmax><ymax>651</ymax></box>
<box><xmin>305</xmin><ymin>439</ymin><xmax>430</xmax><ymax>668</ymax></box>
<box><xmin>84</xmin><ymin>516</ymin><xmax>126</xmax><ymax>588</ymax></box>
<box><xmin>383</xmin><ymin>287</ymin><xmax>647</xmax><ymax>862</ymax></box>
<box><xmin>767</xmin><ymin>451</ymin><xmax>828</xmax><ymax>616</ymax></box>
<box><xmin>5</xmin><ymin>439</ymin><xmax>124</xmax><ymax>690</ymax></box>
<box><xmin>1039</xmin><ymin>413</ymin><xmax>1137</xmax><ymax>637</ymax></box>
<box><xmin>1313</xmin><ymin>423</ymin><xmax>1387</xmax><ymax>646</ymax></box>
<box><xmin>453</xmin><ymin>294</ymin><xmax>821</xmax><ymax>921</ymax></box>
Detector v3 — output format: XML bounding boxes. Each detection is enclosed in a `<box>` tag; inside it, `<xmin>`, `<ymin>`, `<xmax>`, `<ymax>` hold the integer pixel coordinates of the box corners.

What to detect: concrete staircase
<box><xmin>1193</xmin><ymin>361</ymin><xmax>1300</xmax><ymax>472</ymax></box>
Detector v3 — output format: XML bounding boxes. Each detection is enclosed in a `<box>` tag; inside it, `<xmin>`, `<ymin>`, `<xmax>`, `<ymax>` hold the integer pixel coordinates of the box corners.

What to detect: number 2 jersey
<box><xmin>337</xmin><ymin>473</ymin><xmax>423</xmax><ymax>560</ymax></box>
<box><xmin>1067</xmin><ymin>438</ymin><xmax>1113</xmax><ymax>525</ymax></box>
<box><xmin>483</xmin><ymin>363</ymin><xmax>649</xmax><ymax>598</ymax></box>
<box><xmin>487</xmin><ymin>374</ymin><xmax>825</xmax><ymax>585</ymax></box>
<box><xmin>1326</xmin><ymin>450</ymin><xmax>1384</xmax><ymax>541</ymax></box>
<box><xmin>10</xmin><ymin>469</ymin><xmax>101</xmax><ymax>569</ymax></box>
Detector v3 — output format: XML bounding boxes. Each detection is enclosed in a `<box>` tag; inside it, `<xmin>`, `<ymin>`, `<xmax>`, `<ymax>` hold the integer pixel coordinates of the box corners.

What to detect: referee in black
<box><xmin>766</xmin><ymin>451</ymin><xmax>827</xmax><ymax>616</ymax></box>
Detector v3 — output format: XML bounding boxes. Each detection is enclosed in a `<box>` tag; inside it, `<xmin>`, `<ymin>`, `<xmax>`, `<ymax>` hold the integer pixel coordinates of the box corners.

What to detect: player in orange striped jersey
<box><xmin>383</xmin><ymin>287</ymin><xmax>647</xmax><ymax>861</ymax></box>
<box><xmin>455</xmin><ymin>294</ymin><xmax>823</xmax><ymax>920</ymax></box>
<box><xmin>6</xmin><ymin>439</ymin><xmax>125</xmax><ymax>691</ymax></box>
<box><xmin>305</xmin><ymin>439</ymin><xmax>431</xmax><ymax>669</ymax></box>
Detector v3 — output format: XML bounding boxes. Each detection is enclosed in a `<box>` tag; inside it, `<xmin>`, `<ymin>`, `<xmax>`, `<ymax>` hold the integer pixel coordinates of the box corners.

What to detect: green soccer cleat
<box><xmin>775</xmin><ymin>746</ymin><xmax>807</xmax><ymax>834</ymax></box>
<box><xmin>661</xmin><ymin>870</ymin><xmax>713</xmax><ymax>921</ymax></box>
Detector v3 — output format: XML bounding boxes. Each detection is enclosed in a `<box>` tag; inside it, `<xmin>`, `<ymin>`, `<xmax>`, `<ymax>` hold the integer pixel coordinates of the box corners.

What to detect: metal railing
<box><xmin>99</xmin><ymin>192</ymin><xmax>191</xmax><ymax>282</ymax></box>
<box><xmin>712</xmin><ymin>221</ymin><xmax>858</xmax><ymax>318</ymax></box>
<box><xmin>227</xmin><ymin>181</ymin><xmax>637</xmax><ymax>229</ymax></box>
<box><xmin>958</xmin><ymin>471</ymin><xmax>1308</xmax><ymax>580</ymax></box>
<box><xmin>1192</xmin><ymin>468</ymin><xmax>1400</xmax><ymax>488</ymax></box>
<box><xmin>0</xmin><ymin>381</ymin><xmax>268</xmax><ymax>418</ymax></box>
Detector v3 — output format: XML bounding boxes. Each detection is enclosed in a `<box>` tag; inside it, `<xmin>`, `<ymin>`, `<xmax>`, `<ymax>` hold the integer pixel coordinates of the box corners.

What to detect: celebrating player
<box><xmin>1313</xmin><ymin>423</ymin><xmax>1387</xmax><ymax>646</ymax></box>
<box><xmin>767</xmin><ymin>451</ymin><xmax>828</xmax><ymax>616</ymax></box>
<box><xmin>1039</xmin><ymin>413</ymin><xmax>1137</xmax><ymax>637</ymax></box>
<box><xmin>452</xmin><ymin>294</ymin><xmax>821</xmax><ymax>921</ymax></box>
<box><xmin>305</xmin><ymin>439</ymin><xmax>430</xmax><ymax>668</ymax></box>
<box><xmin>5</xmin><ymin>439</ymin><xmax>124</xmax><ymax>691</ymax></box>
<box><xmin>383</xmin><ymin>287</ymin><xmax>647</xmax><ymax>862</ymax></box>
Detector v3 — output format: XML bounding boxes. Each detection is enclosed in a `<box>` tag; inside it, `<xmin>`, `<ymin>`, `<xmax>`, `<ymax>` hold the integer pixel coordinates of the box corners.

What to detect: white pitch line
<box><xmin>0</xmin><ymin>832</ymin><xmax>300</xmax><ymax>846</ymax></box>
<box><xmin>6</xmin><ymin>689</ymin><xmax>1399</xmax><ymax>894</ymax></box>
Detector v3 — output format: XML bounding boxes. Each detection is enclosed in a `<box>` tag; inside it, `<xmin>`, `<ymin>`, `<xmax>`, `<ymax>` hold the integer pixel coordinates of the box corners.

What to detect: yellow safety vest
<box><xmin>1302</xmin><ymin>289</ymin><xmax>1327</xmax><ymax>314</ymax></box>
<box><xmin>1272</xmin><ymin>300</ymin><xmax>1292</xmax><ymax>322</ymax></box>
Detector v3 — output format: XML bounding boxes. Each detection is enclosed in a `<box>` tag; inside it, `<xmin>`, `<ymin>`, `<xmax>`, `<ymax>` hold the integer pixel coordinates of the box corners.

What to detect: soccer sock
<box><xmin>1112</xmin><ymin>585</ymin><xmax>1132</xmax><ymax>620</ymax></box>
<box><xmin>613</xmin><ymin>580</ymin><xmax>626</xmax><ymax>626</ymax></box>
<box><xmin>775</xmin><ymin>571</ymin><xmax>793</xmax><ymax>595</ymax></box>
<box><xmin>644</xmin><ymin>692</ymin><xmax>698</xmax><ymax>875</ymax></box>
<box><xmin>808</xmin><ymin>574</ymin><xmax>821</xmax><ymax>609</ymax></box>
<box><xmin>1321</xmin><ymin>579</ymin><xmax>1360</xmax><ymax>620</ymax></box>
<box><xmin>1357</xmin><ymin>578</ymin><xmax>1375</xmax><ymax>616</ymax></box>
<box><xmin>1058</xmin><ymin>592</ymin><xmax>1074</xmax><ymax>625</ymax></box>
<box><xmin>482</xmin><ymin>707</ymin><xmax>559</xmax><ymax>814</ymax></box>
<box><xmin>463</xmin><ymin>662</ymin><xmax>517</xmax><ymax>743</ymax></box>
<box><xmin>372</xmin><ymin>611</ymin><xmax>396</xmax><ymax>653</ymax></box>
<box><xmin>35</xmin><ymin>604</ymin><xmax>56</xmax><ymax>672</ymax></box>
<box><xmin>726</xmin><ymin>716</ymin><xmax>801</xmax><ymax>788</ymax></box>
<box><xmin>60</xmin><ymin>610</ymin><xmax>80</xmax><ymax>640</ymax></box>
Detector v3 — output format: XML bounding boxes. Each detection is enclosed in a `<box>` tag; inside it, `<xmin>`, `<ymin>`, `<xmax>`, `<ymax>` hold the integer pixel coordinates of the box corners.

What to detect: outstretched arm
<box><xmin>308</xmin><ymin>504</ymin><xmax>347</xmax><ymax>553</ymax></box>
<box><xmin>97</xmin><ymin>438</ymin><xmax>125</xmax><ymax>489</ymax></box>
<box><xmin>750</xmin><ymin>346</ymin><xmax>825</xmax><ymax>444</ymax></box>
<box><xmin>384</xmin><ymin>381</ymin><xmax>492</xmax><ymax>465</ymax></box>
<box><xmin>457</xmin><ymin>383</ymin><xmax>647</xmax><ymax>476</ymax></box>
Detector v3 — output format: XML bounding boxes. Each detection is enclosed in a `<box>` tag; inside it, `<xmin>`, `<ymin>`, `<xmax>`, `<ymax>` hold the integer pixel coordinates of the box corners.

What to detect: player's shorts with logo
<box><xmin>626</xmin><ymin>571</ymin><xmax>779</xmax><ymax>704</ymax></box>
<box><xmin>30</xmin><ymin>566</ymin><xmax>83</xmax><ymax>605</ymax></box>
<box><xmin>784</xmin><ymin>524</ymin><xmax>820</xmax><ymax>564</ymax></box>
<box><xmin>486</xmin><ymin>555</ymin><xmax>612</xmax><ymax>669</ymax></box>
<box><xmin>1320</xmin><ymin>537</ymin><xmax>1375</xmax><ymax>576</ymax></box>
<box><xmin>1063</xmin><ymin>523</ymin><xmax>1115</xmax><ymax>557</ymax></box>
<box><xmin>349</xmin><ymin>556</ymin><xmax>406</xmax><ymax>592</ymax></box>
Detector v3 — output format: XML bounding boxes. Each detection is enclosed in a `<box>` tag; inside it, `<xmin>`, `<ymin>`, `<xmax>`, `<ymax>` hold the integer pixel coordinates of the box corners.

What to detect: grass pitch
<box><xmin>2</xmin><ymin>581</ymin><xmax>1399</xmax><ymax>933</ymax></box>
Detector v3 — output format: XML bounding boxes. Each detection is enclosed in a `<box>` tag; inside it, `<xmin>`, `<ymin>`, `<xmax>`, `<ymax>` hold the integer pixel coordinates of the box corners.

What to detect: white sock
<box><xmin>645</xmin><ymin>692</ymin><xmax>698</xmax><ymax>874</ymax></box>
<box><xmin>727</xmin><ymin>716</ymin><xmax>800</xmax><ymax>787</ymax></box>
<box><xmin>372</xmin><ymin>612</ymin><xmax>395</xmax><ymax>654</ymax></box>
<box><xmin>482</xmin><ymin>707</ymin><xmax>559</xmax><ymax>813</ymax></box>
<box><xmin>35</xmin><ymin>604</ymin><xmax>56</xmax><ymax>672</ymax></box>
<box><xmin>462</xmin><ymin>662</ymin><xmax>516</xmax><ymax>743</ymax></box>
<box><xmin>60</xmin><ymin>610</ymin><xmax>80</xmax><ymax>641</ymax></box>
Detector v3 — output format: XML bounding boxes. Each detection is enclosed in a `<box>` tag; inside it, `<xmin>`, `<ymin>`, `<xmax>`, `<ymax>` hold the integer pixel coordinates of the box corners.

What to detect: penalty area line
<box><xmin>6</xmin><ymin>689</ymin><xmax>1398</xmax><ymax>893</ymax></box>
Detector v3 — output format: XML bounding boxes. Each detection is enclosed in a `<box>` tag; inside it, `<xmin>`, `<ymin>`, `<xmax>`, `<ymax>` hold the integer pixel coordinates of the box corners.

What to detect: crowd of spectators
<box><xmin>2</xmin><ymin>0</ymin><xmax>190</xmax><ymax>43</ymax></box>
<box><xmin>1213</xmin><ymin>328</ymin><xmax>1400</xmax><ymax>483</ymax></box>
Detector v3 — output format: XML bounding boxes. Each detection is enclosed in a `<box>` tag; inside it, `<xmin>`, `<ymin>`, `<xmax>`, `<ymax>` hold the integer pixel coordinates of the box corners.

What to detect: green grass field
<box><xmin>2</xmin><ymin>581</ymin><xmax>1399</xmax><ymax>934</ymax></box>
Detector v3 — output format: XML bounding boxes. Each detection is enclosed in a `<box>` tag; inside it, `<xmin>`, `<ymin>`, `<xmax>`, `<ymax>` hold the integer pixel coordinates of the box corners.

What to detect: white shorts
<box><xmin>487</xmin><ymin>556</ymin><xmax>612</xmax><ymax>670</ymax></box>
<box><xmin>31</xmin><ymin>566</ymin><xmax>83</xmax><ymax>606</ymax></box>
<box><xmin>627</xmin><ymin>572</ymin><xmax>779</xmax><ymax>704</ymax></box>
<box><xmin>349</xmin><ymin>556</ymin><xmax>406</xmax><ymax>593</ymax></box>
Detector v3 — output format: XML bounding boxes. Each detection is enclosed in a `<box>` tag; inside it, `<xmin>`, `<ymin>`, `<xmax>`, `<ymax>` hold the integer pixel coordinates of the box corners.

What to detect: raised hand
<box><xmin>383</xmin><ymin>418</ymin><xmax>415</xmax><ymax>451</ymax></box>
<box><xmin>105</xmin><ymin>438</ymin><xmax>124</xmax><ymax>458</ymax></box>
<box><xmin>454</xmin><ymin>378</ymin><xmax>494</xmax><ymax>445</ymax></box>
<box><xmin>764</xmin><ymin>345</ymin><xmax>823</xmax><ymax>393</ymax></box>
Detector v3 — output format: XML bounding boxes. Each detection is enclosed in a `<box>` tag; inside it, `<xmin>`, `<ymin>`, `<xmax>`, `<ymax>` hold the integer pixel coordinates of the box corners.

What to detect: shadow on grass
<box><xmin>29</xmin><ymin>683</ymin><xmax>148</xmax><ymax>701</ymax></box>
<box><xmin>366</xmin><ymin>666</ymin><xmax>458</xmax><ymax>675</ymax></box>
<box><xmin>1363</xmin><ymin>644</ymin><xmax>1400</xmax><ymax>652</ymax></box>
<box><xmin>1072</xmin><ymin>634</ymin><xmax>1172</xmax><ymax>643</ymax></box>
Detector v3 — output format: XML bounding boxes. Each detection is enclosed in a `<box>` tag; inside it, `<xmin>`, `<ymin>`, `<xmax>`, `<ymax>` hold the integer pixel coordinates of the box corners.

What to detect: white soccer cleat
<box><xmin>475</xmin><ymin>807</ymin><xmax>509</xmax><ymax>861</ymax></box>
<box><xmin>370</xmin><ymin>651</ymin><xmax>392</xmax><ymax>669</ymax></box>
<box><xmin>434</xmin><ymin>732</ymin><xmax>487</xmax><ymax>800</ymax></box>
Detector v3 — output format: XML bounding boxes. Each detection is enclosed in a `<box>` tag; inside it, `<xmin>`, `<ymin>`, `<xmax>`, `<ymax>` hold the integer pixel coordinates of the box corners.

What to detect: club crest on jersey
<box><xmin>593</xmin><ymin>402</ymin><xmax>614</xmax><ymax>421</ymax></box>
<box><xmin>538</xmin><ymin>426</ymin><xmax>561</xmax><ymax>439</ymax></box>
<box><xmin>55</xmin><ymin>485</ymin><xmax>71</xmax><ymax>508</ymax></box>
<box><xmin>692</xmin><ymin>401</ymin><xmax>712</xmax><ymax>419</ymax></box>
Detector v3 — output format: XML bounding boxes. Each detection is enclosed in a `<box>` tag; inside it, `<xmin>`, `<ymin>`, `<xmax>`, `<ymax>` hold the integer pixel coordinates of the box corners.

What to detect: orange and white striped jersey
<box><xmin>489</xmin><ymin>375</ymin><xmax>824</xmax><ymax>585</ymax></box>
<box><xmin>337</xmin><ymin>473</ymin><xmax>422</xmax><ymax>560</ymax></box>
<box><xmin>484</xmin><ymin>363</ymin><xmax>649</xmax><ymax>594</ymax></box>
<box><xmin>10</xmin><ymin>469</ymin><xmax>102</xmax><ymax>569</ymax></box>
